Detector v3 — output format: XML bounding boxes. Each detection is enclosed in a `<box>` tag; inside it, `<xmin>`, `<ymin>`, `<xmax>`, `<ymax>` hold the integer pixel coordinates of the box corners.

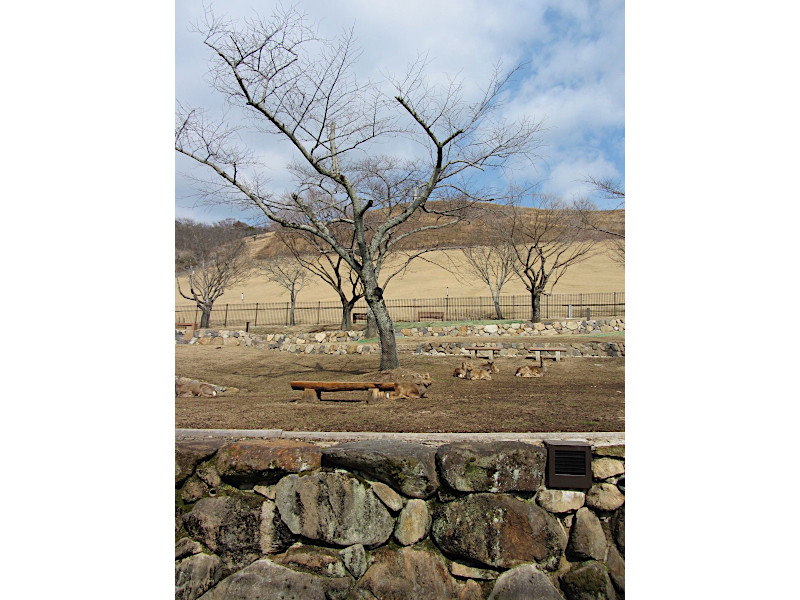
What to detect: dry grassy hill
<box><xmin>175</xmin><ymin>206</ymin><xmax>624</xmax><ymax>305</ymax></box>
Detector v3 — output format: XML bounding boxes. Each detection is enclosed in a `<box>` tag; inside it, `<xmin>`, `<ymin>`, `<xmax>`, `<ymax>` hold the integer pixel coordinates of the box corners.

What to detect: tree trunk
<box><xmin>365</xmin><ymin>297</ymin><xmax>399</xmax><ymax>371</ymax></box>
<box><xmin>200</xmin><ymin>304</ymin><xmax>213</xmax><ymax>328</ymax></box>
<box><xmin>340</xmin><ymin>297</ymin><xmax>357</xmax><ymax>331</ymax></box>
<box><xmin>492</xmin><ymin>293</ymin><xmax>504</xmax><ymax>320</ymax></box>
<box><xmin>289</xmin><ymin>295</ymin><xmax>296</xmax><ymax>326</ymax></box>
<box><xmin>364</xmin><ymin>309</ymin><xmax>378</xmax><ymax>339</ymax></box>
<box><xmin>530</xmin><ymin>290</ymin><xmax>542</xmax><ymax>323</ymax></box>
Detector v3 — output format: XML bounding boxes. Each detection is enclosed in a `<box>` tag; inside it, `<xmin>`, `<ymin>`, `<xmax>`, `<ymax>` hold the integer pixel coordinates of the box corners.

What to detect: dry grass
<box><xmin>175</xmin><ymin>344</ymin><xmax>624</xmax><ymax>433</ymax></box>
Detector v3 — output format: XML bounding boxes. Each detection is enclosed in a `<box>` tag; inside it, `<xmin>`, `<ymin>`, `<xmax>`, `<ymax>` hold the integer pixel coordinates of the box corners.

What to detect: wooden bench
<box><xmin>352</xmin><ymin>312</ymin><xmax>368</xmax><ymax>323</ymax></box>
<box><xmin>418</xmin><ymin>311</ymin><xmax>445</xmax><ymax>321</ymax></box>
<box><xmin>176</xmin><ymin>322</ymin><xmax>198</xmax><ymax>330</ymax></box>
<box><xmin>525</xmin><ymin>346</ymin><xmax>569</xmax><ymax>366</ymax></box>
<box><xmin>463</xmin><ymin>346</ymin><xmax>501</xmax><ymax>360</ymax></box>
<box><xmin>290</xmin><ymin>381</ymin><xmax>397</xmax><ymax>403</ymax></box>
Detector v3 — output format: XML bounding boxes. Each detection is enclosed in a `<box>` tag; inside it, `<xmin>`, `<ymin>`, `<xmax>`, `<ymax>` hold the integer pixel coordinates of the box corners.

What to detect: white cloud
<box><xmin>175</xmin><ymin>0</ymin><xmax>624</xmax><ymax>221</ymax></box>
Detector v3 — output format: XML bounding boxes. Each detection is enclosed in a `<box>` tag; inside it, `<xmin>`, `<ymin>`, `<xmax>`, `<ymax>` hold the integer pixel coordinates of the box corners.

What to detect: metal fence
<box><xmin>176</xmin><ymin>292</ymin><xmax>624</xmax><ymax>329</ymax></box>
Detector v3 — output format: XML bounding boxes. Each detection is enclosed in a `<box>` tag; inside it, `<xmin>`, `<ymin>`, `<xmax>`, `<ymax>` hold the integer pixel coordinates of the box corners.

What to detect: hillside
<box><xmin>175</xmin><ymin>205</ymin><xmax>624</xmax><ymax>305</ymax></box>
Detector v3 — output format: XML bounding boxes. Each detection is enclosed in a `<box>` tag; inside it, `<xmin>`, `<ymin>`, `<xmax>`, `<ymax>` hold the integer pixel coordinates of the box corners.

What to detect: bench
<box><xmin>463</xmin><ymin>346</ymin><xmax>501</xmax><ymax>360</ymax></box>
<box><xmin>176</xmin><ymin>322</ymin><xmax>198</xmax><ymax>330</ymax></box>
<box><xmin>352</xmin><ymin>312</ymin><xmax>368</xmax><ymax>323</ymax></box>
<box><xmin>290</xmin><ymin>381</ymin><xmax>397</xmax><ymax>403</ymax></box>
<box><xmin>418</xmin><ymin>311</ymin><xmax>445</xmax><ymax>321</ymax></box>
<box><xmin>525</xmin><ymin>346</ymin><xmax>569</xmax><ymax>366</ymax></box>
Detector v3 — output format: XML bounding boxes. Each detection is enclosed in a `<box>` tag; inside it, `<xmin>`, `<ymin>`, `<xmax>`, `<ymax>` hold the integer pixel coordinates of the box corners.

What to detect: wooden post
<box><xmin>224</xmin><ymin>304</ymin><xmax>228</xmax><ymax>327</ymax></box>
<box><xmin>301</xmin><ymin>388</ymin><xmax>319</xmax><ymax>402</ymax></box>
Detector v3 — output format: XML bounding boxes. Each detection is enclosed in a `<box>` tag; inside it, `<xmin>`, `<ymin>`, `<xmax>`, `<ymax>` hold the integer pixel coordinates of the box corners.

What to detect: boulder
<box><xmin>175</xmin><ymin>537</ymin><xmax>204</xmax><ymax>560</ymax></box>
<box><xmin>605</xmin><ymin>543</ymin><xmax>625</xmax><ymax>594</ymax></box>
<box><xmin>358</xmin><ymin>545</ymin><xmax>464</xmax><ymax>600</ymax></box>
<box><xmin>566</xmin><ymin>507</ymin><xmax>607</xmax><ymax>562</ymax></box>
<box><xmin>371</xmin><ymin>481</ymin><xmax>404</xmax><ymax>512</ymax></box>
<box><xmin>176</xmin><ymin>440</ymin><xmax>225</xmax><ymax>486</ymax></box>
<box><xmin>175</xmin><ymin>553</ymin><xmax>223</xmax><ymax>600</ymax></box>
<box><xmin>215</xmin><ymin>440</ymin><xmax>322</xmax><ymax>486</ymax></box>
<box><xmin>436</xmin><ymin>441</ymin><xmax>546</xmax><ymax>493</ymax></box>
<box><xmin>322</xmin><ymin>441</ymin><xmax>440</xmax><ymax>498</ymax></box>
<box><xmin>559</xmin><ymin>561</ymin><xmax>616</xmax><ymax>600</ymax></box>
<box><xmin>275</xmin><ymin>543</ymin><xmax>348</xmax><ymax>578</ymax></box>
<box><xmin>394</xmin><ymin>499</ymin><xmax>431</xmax><ymax>546</ymax></box>
<box><xmin>275</xmin><ymin>471</ymin><xmax>394</xmax><ymax>547</ymax></box>
<box><xmin>460</xmin><ymin>579</ymin><xmax>485</xmax><ymax>600</ymax></box>
<box><xmin>449</xmin><ymin>562</ymin><xmax>499</xmax><ymax>580</ymax></box>
<box><xmin>611</xmin><ymin>505</ymin><xmax>625</xmax><ymax>554</ymax></box>
<box><xmin>536</xmin><ymin>489</ymin><xmax>585</xmax><ymax>514</ymax></box>
<box><xmin>487</xmin><ymin>564</ymin><xmax>563</xmax><ymax>600</ymax></box>
<box><xmin>432</xmin><ymin>493</ymin><xmax>567</xmax><ymax>569</ymax></box>
<box><xmin>340</xmin><ymin>544</ymin><xmax>368</xmax><ymax>579</ymax></box>
<box><xmin>259</xmin><ymin>499</ymin><xmax>295</xmax><ymax>554</ymax></box>
<box><xmin>182</xmin><ymin>495</ymin><xmax>262</xmax><ymax>568</ymax></box>
<box><xmin>586</xmin><ymin>484</ymin><xmax>625</xmax><ymax>512</ymax></box>
<box><xmin>591</xmin><ymin>458</ymin><xmax>625</xmax><ymax>481</ymax></box>
<box><xmin>199</xmin><ymin>558</ymin><xmax>353</xmax><ymax>600</ymax></box>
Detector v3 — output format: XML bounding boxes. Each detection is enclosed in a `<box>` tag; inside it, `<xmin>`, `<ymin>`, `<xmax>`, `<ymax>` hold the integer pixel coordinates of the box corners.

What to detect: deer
<box><xmin>453</xmin><ymin>362</ymin><xmax>473</xmax><ymax>378</ymax></box>
<box><xmin>175</xmin><ymin>380</ymin><xmax>218</xmax><ymax>397</ymax></box>
<box><xmin>515</xmin><ymin>364</ymin><xmax>546</xmax><ymax>378</ymax></box>
<box><xmin>482</xmin><ymin>360</ymin><xmax>500</xmax><ymax>374</ymax></box>
<box><xmin>386</xmin><ymin>373</ymin><xmax>432</xmax><ymax>400</ymax></box>
<box><xmin>469</xmin><ymin>365</ymin><xmax>493</xmax><ymax>380</ymax></box>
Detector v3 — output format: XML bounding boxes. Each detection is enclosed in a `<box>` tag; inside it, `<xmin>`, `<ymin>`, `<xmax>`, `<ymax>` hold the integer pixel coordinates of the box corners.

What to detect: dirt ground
<box><xmin>175</xmin><ymin>342</ymin><xmax>624</xmax><ymax>433</ymax></box>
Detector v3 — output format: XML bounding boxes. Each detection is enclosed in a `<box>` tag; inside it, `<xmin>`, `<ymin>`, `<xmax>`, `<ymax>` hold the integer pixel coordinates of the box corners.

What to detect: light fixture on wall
<box><xmin>544</xmin><ymin>440</ymin><xmax>592</xmax><ymax>489</ymax></box>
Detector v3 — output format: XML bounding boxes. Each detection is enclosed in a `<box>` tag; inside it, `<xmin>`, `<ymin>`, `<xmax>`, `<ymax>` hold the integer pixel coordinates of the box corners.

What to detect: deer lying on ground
<box><xmin>175</xmin><ymin>380</ymin><xmax>218</xmax><ymax>397</ymax></box>
<box><xmin>483</xmin><ymin>360</ymin><xmax>499</xmax><ymax>374</ymax></box>
<box><xmin>469</xmin><ymin>365</ymin><xmax>493</xmax><ymax>380</ymax></box>
<box><xmin>515</xmin><ymin>364</ymin><xmax>545</xmax><ymax>378</ymax></box>
<box><xmin>386</xmin><ymin>373</ymin><xmax>432</xmax><ymax>400</ymax></box>
<box><xmin>453</xmin><ymin>362</ymin><xmax>473</xmax><ymax>378</ymax></box>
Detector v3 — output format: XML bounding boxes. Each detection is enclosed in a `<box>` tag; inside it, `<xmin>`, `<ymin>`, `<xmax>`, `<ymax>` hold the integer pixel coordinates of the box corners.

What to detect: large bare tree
<box><xmin>502</xmin><ymin>196</ymin><xmax>599</xmax><ymax>322</ymax></box>
<box><xmin>175</xmin><ymin>219</ymin><xmax>253</xmax><ymax>328</ymax></box>
<box><xmin>175</xmin><ymin>7</ymin><xmax>544</xmax><ymax>369</ymax></box>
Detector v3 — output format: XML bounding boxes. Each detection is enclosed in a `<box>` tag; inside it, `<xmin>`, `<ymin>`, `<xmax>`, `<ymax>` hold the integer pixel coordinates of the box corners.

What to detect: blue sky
<box><xmin>175</xmin><ymin>0</ymin><xmax>625</xmax><ymax>223</ymax></box>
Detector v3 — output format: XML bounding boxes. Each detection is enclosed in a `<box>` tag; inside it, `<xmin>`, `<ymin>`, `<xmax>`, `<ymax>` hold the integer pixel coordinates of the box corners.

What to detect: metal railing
<box><xmin>176</xmin><ymin>292</ymin><xmax>624</xmax><ymax>329</ymax></box>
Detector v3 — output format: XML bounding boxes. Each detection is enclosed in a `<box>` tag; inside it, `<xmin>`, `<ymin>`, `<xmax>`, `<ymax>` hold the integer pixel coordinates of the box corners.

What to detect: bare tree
<box><xmin>175</xmin><ymin>7</ymin><xmax>544</xmax><ymax>369</ymax></box>
<box><xmin>175</xmin><ymin>219</ymin><xmax>253</xmax><ymax>328</ymax></box>
<box><xmin>459</xmin><ymin>242</ymin><xmax>516</xmax><ymax>319</ymax></box>
<box><xmin>502</xmin><ymin>196</ymin><xmax>599</xmax><ymax>322</ymax></box>
<box><xmin>257</xmin><ymin>257</ymin><xmax>308</xmax><ymax>326</ymax></box>
<box><xmin>271</xmin><ymin>226</ymin><xmax>363</xmax><ymax>330</ymax></box>
<box><xmin>573</xmin><ymin>176</ymin><xmax>625</xmax><ymax>264</ymax></box>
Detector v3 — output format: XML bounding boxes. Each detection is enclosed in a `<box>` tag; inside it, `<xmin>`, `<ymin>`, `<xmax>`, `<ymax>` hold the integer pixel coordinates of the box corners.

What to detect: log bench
<box><xmin>463</xmin><ymin>346</ymin><xmax>501</xmax><ymax>360</ymax></box>
<box><xmin>418</xmin><ymin>311</ymin><xmax>445</xmax><ymax>321</ymax></box>
<box><xmin>175</xmin><ymin>322</ymin><xmax>198</xmax><ymax>330</ymax></box>
<box><xmin>525</xmin><ymin>346</ymin><xmax>569</xmax><ymax>366</ymax></box>
<box><xmin>290</xmin><ymin>381</ymin><xmax>397</xmax><ymax>403</ymax></box>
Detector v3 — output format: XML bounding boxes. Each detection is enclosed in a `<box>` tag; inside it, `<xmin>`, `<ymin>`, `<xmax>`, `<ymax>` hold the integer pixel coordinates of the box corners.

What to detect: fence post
<box><xmin>224</xmin><ymin>304</ymin><xmax>228</xmax><ymax>328</ymax></box>
<box><xmin>613</xmin><ymin>292</ymin><xmax>617</xmax><ymax>316</ymax></box>
<box><xmin>254</xmin><ymin>303</ymin><xmax>258</xmax><ymax>327</ymax></box>
<box><xmin>286</xmin><ymin>302</ymin><xmax>290</xmax><ymax>326</ymax></box>
<box><xmin>317</xmin><ymin>301</ymin><xmax>321</xmax><ymax>325</ymax></box>
<box><xmin>568</xmin><ymin>304</ymin><xmax>573</xmax><ymax>319</ymax></box>
<box><xmin>586</xmin><ymin>308</ymin><xmax>591</xmax><ymax>321</ymax></box>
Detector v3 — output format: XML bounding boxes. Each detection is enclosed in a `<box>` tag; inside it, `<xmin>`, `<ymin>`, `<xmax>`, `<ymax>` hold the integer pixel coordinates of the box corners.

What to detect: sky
<box><xmin>175</xmin><ymin>0</ymin><xmax>625</xmax><ymax>223</ymax></box>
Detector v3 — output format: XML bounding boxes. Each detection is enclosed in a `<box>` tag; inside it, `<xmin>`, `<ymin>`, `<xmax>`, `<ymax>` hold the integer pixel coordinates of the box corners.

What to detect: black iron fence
<box><xmin>176</xmin><ymin>292</ymin><xmax>624</xmax><ymax>329</ymax></box>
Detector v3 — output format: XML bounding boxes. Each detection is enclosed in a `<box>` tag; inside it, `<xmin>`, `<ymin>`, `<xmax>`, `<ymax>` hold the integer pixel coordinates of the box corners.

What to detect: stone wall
<box><xmin>175</xmin><ymin>318</ymin><xmax>625</xmax><ymax>358</ymax></box>
<box><xmin>176</xmin><ymin>438</ymin><xmax>625</xmax><ymax>600</ymax></box>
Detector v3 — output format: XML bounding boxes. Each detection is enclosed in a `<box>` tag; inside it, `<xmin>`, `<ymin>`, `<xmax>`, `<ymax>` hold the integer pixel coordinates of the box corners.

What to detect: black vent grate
<box><xmin>554</xmin><ymin>450</ymin><xmax>587</xmax><ymax>475</ymax></box>
<box><xmin>544</xmin><ymin>441</ymin><xmax>592</xmax><ymax>489</ymax></box>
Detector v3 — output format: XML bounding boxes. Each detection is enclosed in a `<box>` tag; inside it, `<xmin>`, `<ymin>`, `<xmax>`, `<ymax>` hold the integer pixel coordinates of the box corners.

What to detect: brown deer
<box><xmin>453</xmin><ymin>362</ymin><xmax>473</xmax><ymax>378</ymax></box>
<box><xmin>469</xmin><ymin>365</ymin><xmax>493</xmax><ymax>380</ymax></box>
<box><xmin>515</xmin><ymin>364</ymin><xmax>545</xmax><ymax>378</ymax></box>
<box><xmin>483</xmin><ymin>360</ymin><xmax>500</xmax><ymax>374</ymax></box>
<box><xmin>175</xmin><ymin>380</ymin><xmax>218</xmax><ymax>397</ymax></box>
<box><xmin>386</xmin><ymin>373</ymin><xmax>432</xmax><ymax>400</ymax></box>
